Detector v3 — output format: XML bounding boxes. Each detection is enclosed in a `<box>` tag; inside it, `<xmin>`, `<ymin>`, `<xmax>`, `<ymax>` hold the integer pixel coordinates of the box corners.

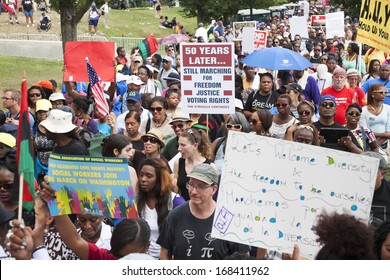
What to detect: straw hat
<box><xmin>141</xmin><ymin>128</ymin><xmax>165</xmax><ymax>147</ymax></box>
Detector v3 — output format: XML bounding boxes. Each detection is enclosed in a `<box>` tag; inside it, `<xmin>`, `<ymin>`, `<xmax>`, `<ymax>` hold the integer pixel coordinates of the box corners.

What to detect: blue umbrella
<box><xmin>241</xmin><ymin>47</ymin><xmax>312</xmax><ymax>70</ymax></box>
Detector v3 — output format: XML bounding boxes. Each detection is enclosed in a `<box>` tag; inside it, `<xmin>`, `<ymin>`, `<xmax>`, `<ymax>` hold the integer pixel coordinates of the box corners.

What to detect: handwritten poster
<box><xmin>233</xmin><ymin>21</ymin><xmax>257</xmax><ymax>39</ymax></box>
<box><xmin>180</xmin><ymin>43</ymin><xmax>235</xmax><ymax>114</ymax></box>
<box><xmin>325</xmin><ymin>12</ymin><xmax>345</xmax><ymax>39</ymax></box>
<box><xmin>47</xmin><ymin>154</ymin><xmax>138</xmax><ymax>219</ymax></box>
<box><xmin>211</xmin><ymin>132</ymin><xmax>379</xmax><ymax>259</ymax></box>
<box><xmin>357</xmin><ymin>0</ymin><xmax>390</xmax><ymax>52</ymax></box>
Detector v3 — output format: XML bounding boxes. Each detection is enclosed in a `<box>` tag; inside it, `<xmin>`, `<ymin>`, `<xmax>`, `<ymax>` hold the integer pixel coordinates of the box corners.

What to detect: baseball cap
<box><xmin>316</xmin><ymin>64</ymin><xmax>328</xmax><ymax>80</ymax></box>
<box><xmin>49</xmin><ymin>92</ymin><xmax>66</xmax><ymax>102</ymax></box>
<box><xmin>0</xmin><ymin>133</ymin><xmax>16</xmax><ymax>148</ymax></box>
<box><xmin>162</xmin><ymin>55</ymin><xmax>173</xmax><ymax>63</ymax></box>
<box><xmin>36</xmin><ymin>99</ymin><xmax>52</xmax><ymax>112</ymax></box>
<box><xmin>319</xmin><ymin>95</ymin><xmax>336</xmax><ymax>106</ymax></box>
<box><xmin>36</xmin><ymin>80</ymin><xmax>53</xmax><ymax>90</ymax></box>
<box><xmin>235</xmin><ymin>98</ymin><xmax>244</xmax><ymax>110</ymax></box>
<box><xmin>126</xmin><ymin>75</ymin><xmax>144</xmax><ymax>85</ymax></box>
<box><xmin>286</xmin><ymin>83</ymin><xmax>303</xmax><ymax>94</ymax></box>
<box><xmin>187</xmin><ymin>163</ymin><xmax>219</xmax><ymax>185</ymax></box>
<box><xmin>134</xmin><ymin>56</ymin><xmax>143</xmax><ymax>63</ymax></box>
<box><xmin>126</xmin><ymin>91</ymin><xmax>141</xmax><ymax>102</ymax></box>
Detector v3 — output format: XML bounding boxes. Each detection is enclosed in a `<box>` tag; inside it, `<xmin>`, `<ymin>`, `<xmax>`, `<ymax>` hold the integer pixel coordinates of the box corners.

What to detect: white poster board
<box><xmin>180</xmin><ymin>43</ymin><xmax>235</xmax><ymax>114</ymax></box>
<box><xmin>241</xmin><ymin>26</ymin><xmax>257</xmax><ymax>54</ymax></box>
<box><xmin>211</xmin><ymin>131</ymin><xmax>378</xmax><ymax>259</ymax></box>
<box><xmin>289</xmin><ymin>16</ymin><xmax>309</xmax><ymax>39</ymax></box>
<box><xmin>233</xmin><ymin>21</ymin><xmax>257</xmax><ymax>39</ymax></box>
<box><xmin>325</xmin><ymin>12</ymin><xmax>345</xmax><ymax>39</ymax></box>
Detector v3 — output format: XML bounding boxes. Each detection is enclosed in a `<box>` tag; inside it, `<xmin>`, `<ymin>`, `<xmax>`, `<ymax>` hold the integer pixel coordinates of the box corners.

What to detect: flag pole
<box><xmin>18</xmin><ymin>173</ymin><xmax>24</xmax><ymax>220</ymax></box>
<box><xmin>206</xmin><ymin>114</ymin><xmax>209</xmax><ymax>139</ymax></box>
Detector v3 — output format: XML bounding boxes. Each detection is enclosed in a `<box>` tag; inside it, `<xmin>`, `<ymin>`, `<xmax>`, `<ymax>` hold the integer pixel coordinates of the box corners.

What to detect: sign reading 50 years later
<box><xmin>180</xmin><ymin>43</ymin><xmax>235</xmax><ymax>114</ymax></box>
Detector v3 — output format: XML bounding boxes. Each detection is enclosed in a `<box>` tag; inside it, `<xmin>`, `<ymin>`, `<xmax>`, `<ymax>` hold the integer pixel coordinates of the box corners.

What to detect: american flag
<box><xmin>86</xmin><ymin>59</ymin><xmax>110</xmax><ymax>118</ymax></box>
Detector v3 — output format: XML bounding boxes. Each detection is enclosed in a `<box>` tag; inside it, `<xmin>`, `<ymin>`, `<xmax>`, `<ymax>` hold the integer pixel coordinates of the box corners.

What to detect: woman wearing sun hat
<box><xmin>0</xmin><ymin>133</ymin><xmax>16</xmax><ymax>157</ymax></box>
<box><xmin>39</xmin><ymin>109</ymin><xmax>88</xmax><ymax>155</ymax></box>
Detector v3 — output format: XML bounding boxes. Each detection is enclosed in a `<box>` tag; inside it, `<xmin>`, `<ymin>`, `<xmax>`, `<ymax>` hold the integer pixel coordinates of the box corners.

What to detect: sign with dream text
<box><xmin>325</xmin><ymin>12</ymin><xmax>345</xmax><ymax>39</ymax></box>
<box><xmin>180</xmin><ymin>43</ymin><xmax>235</xmax><ymax>114</ymax></box>
<box><xmin>64</xmin><ymin>41</ymin><xmax>115</xmax><ymax>82</ymax></box>
<box><xmin>47</xmin><ymin>154</ymin><xmax>137</xmax><ymax>219</ymax></box>
<box><xmin>254</xmin><ymin>30</ymin><xmax>268</xmax><ymax>50</ymax></box>
<box><xmin>211</xmin><ymin>131</ymin><xmax>379</xmax><ymax>259</ymax></box>
<box><xmin>357</xmin><ymin>0</ymin><xmax>390</xmax><ymax>53</ymax></box>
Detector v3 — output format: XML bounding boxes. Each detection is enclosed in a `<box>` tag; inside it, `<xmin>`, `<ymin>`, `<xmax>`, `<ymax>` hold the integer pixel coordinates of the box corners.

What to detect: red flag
<box><xmin>86</xmin><ymin>59</ymin><xmax>109</xmax><ymax>118</ymax></box>
<box><xmin>16</xmin><ymin>79</ymin><xmax>35</xmax><ymax>212</ymax></box>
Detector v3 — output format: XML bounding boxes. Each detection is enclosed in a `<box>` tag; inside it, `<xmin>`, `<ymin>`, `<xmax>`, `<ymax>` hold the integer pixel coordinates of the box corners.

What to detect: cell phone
<box><xmin>320</xmin><ymin>127</ymin><xmax>349</xmax><ymax>143</ymax></box>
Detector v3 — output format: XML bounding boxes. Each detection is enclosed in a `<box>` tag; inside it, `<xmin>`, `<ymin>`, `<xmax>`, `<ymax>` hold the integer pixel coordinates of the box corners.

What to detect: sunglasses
<box><xmin>347</xmin><ymin>112</ymin><xmax>361</xmax><ymax>117</ymax></box>
<box><xmin>149</xmin><ymin>107</ymin><xmax>163</xmax><ymax>112</ymax></box>
<box><xmin>162</xmin><ymin>60</ymin><xmax>170</xmax><ymax>63</ymax></box>
<box><xmin>171</xmin><ymin>123</ymin><xmax>184</xmax><ymax>130</ymax></box>
<box><xmin>225</xmin><ymin>123</ymin><xmax>242</xmax><ymax>130</ymax></box>
<box><xmin>142</xmin><ymin>136</ymin><xmax>159</xmax><ymax>144</ymax></box>
<box><xmin>373</xmin><ymin>90</ymin><xmax>387</xmax><ymax>95</ymax></box>
<box><xmin>276</xmin><ymin>102</ymin><xmax>288</xmax><ymax>108</ymax></box>
<box><xmin>249</xmin><ymin>119</ymin><xmax>258</xmax><ymax>125</ymax></box>
<box><xmin>0</xmin><ymin>183</ymin><xmax>13</xmax><ymax>191</ymax></box>
<box><xmin>170</xmin><ymin>88</ymin><xmax>179</xmax><ymax>93</ymax></box>
<box><xmin>298</xmin><ymin>110</ymin><xmax>311</xmax><ymax>116</ymax></box>
<box><xmin>29</xmin><ymin>93</ymin><xmax>41</xmax><ymax>97</ymax></box>
<box><xmin>320</xmin><ymin>102</ymin><xmax>335</xmax><ymax>108</ymax></box>
<box><xmin>134</xmin><ymin>61</ymin><xmax>141</xmax><ymax>64</ymax></box>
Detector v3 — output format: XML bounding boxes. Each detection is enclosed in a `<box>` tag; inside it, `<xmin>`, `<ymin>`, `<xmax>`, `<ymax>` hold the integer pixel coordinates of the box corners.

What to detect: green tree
<box><xmin>50</xmin><ymin>0</ymin><xmax>96</xmax><ymax>53</ymax></box>
<box><xmin>327</xmin><ymin>0</ymin><xmax>362</xmax><ymax>18</ymax></box>
<box><xmin>178</xmin><ymin>0</ymin><xmax>287</xmax><ymax>24</ymax></box>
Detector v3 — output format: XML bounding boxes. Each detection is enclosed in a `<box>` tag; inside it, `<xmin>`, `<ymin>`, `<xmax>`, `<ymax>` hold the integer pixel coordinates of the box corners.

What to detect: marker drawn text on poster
<box><xmin>180</xmin><ymin>43</ymin><xmax>235</xmax><ymax>114</ymax></box>
<box><xmin>211</xmin><ymin>132</ymin><xmax>378</xmax><ymax>259</ymax></box>
<box><xmin>254</xmin><ymin>30</ymin><xmax>267</xmax><ymax>50</ymax></box>
<box><xmin>357</xmin><ymin>0</ymin><xmax>390</xmax><ymax>52</ymax></box>
<box><xmin>47</xmin><ymin>154</ymin><xmax>138</xmax><ymax>219</ymax></box>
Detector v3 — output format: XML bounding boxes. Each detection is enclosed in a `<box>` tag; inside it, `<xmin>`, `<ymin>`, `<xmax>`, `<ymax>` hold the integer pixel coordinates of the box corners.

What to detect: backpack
<box><xmin>78</xmin><ymin>127</ymin><xmax>95</xmax><ymax>149</ymax></box>
<box><xmin>88</xmin><ymin>132</ymin><xmax>110</xmax><ymax>157</ymax></box>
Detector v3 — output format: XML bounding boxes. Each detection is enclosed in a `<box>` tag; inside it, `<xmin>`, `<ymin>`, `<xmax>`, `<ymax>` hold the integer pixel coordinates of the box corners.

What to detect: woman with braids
<box><xmin>136</xmin><ymin>158</ymin><xmax>185</xmax><ymax>259</ymax></box>
<box><xmin>173</xmin><ymin>128</ymin><xmax>216</xmax><ymax>200</ymax></box>
<box><xmin>39</xmin><ymin>109</ymin><xmax>88</xmax><ymax>155</ymax></box>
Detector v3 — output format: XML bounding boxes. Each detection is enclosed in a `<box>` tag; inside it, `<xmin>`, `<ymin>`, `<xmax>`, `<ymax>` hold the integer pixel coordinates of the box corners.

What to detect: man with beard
<box><xmin>321</xmin><ymin>68</ymin><xmax>354</xmax><ymax>125</ymax></box>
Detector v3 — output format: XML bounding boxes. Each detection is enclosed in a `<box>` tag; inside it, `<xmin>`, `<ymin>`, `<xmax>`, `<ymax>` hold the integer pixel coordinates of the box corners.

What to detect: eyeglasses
<box><xmin>162</xmin><ymin>60</ymin><xmax>170</xmax><ymax>63</ymax></box>
<box><xmin>225</xmin><ymin>123</ymin><xmax>242</xmax><ymax>130</ymax></box>
<box><xmin>29</xmin><ymin>93</ymin><xmax>41</xmax><ymax>98</ymax></box>
<box><xmin>320</xmin><ymin>102</ymin><xmax>335</xmax><ymax>108</ymax></box>
<box><xmin>171</xmin><ymin>123</ymin><xmax>185</xmax><ymax>130</ymax></box>
<box><xmin>186</xmin><ymin>182</ymin><xmax>212</xmax><ymax>191</ymax></box>
<box><xmin>347</xmin><ymin>112</ymin><xmax>361</xmax><ymax>117</ymax></box>
<box><xmin>149</xmin><ymin>107</ymin><xmax>163</xmax><ymax>113</ymax></box>
<box><xmin>298</xmin><ymin>110</ymin><xmax>311</xmax><ymax>116</ymax></box>
<box><xmin>2</xmin><ymin>97</ymin><xmax>13</xmax><ymax>101</ymax></box>
<box><xmin>373</xmin><ymin>90</ymin><xmax>387</xmax><ymax>95</ymax></box>
<box><xmin>141</xmin><ymin>136</ymin><xmax>159</xmax><ymax>144</ymax></box>
<box><xmin>276</xmin><ymin>102</ymin><xmax>289</xmax><ymax>108</ymax></box>
<box><xmin>0</xmin><ymin>183</ymin><xmax>13</xmax><ymax>191</ymax></box>
<box><xmin>168</xmin><ymin>49</ymin><xmax>174</xmax><ymax>52</ymax></box>
<box><xmin>249</xmin><ymin>118</ymin><xmax>258</xmax><ymax>125</ymax></box>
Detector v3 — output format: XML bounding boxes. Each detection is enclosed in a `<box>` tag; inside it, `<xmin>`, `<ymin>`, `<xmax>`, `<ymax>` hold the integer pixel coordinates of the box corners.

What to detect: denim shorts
<box><xmin>24</xmin><ymin>10</ymin><xmax>33</xmax><ymax>17</ymax></box>
<box><xmin>89</xmin><ymin>19</ymin><xmax>99</xmax><ymax>27</ymax></box>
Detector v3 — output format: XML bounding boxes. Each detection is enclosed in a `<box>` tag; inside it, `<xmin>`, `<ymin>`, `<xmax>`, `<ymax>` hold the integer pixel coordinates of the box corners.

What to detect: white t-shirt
<box><xmin>116</xmin><ymin>107</ymin><xmax>151</xmax><ymax>131</ymax></box>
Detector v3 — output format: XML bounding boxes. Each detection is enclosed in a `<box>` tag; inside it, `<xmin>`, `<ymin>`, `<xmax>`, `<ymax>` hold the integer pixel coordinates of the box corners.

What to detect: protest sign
<box><xmin>211</xmin><ymin>132</ymin><xmax>378</xmax><ymax>259</ymax></box>
<box><xmin>233</xmin><ymin>21</ymin><xmax>257</xmax><ymax>39</ymax></box>
<box><xmin>254</xmin><ymin>30</ymin><xmax>268</xmax><ymax>50</ymax></box>
<box><xmin>311</xmin><ymin>15</ymin><xmax>326</xmax><ymax>26</ymax></box>
<box><xmin>289</xmin><ymin>16</ymin><xmax>309</xmax><ymax>39</ymax></box>
<box><xmin>241</xmin><ymin>26</ymin><xmax>257</xmax><ymax>53</ymax></box>
<box><xmin>357</xmin><ymin>0</ymin><xmax>390</xmax><ymax>52</ymax></box>
<box><xmin>325</xmin><ymin>12</ymin><xmax>345</xmax><ymax>39</ymax></box>
<box><xmin>64</xmin><ymin>41</ymin><xmax>115</xmax><ymax>82</ymax></box>
<box><xmin>47</xmin><ymin>154</ymin><xmax>138</xmax><ymax>219</ymax></box>
<box><xmin>180</xmin><ymin>43</ymin><xmax>235</xmax><ymax>114</ymax></box>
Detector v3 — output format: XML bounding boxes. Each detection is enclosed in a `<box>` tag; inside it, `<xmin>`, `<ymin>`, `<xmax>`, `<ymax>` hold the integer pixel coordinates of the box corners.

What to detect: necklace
<box><xmin>153</xmin><ymin>114</ymin><xmax>167</xmax><ymax>127</ymax></box>
<box><xmin>368</xmin><ymin>104</ymin><xmax>383</xmax><ymax>115</ymax></box>
<box><xmin>346</xmin><ymin>53</ymin><xmax>357</xmax><ymax>61</ymax></box>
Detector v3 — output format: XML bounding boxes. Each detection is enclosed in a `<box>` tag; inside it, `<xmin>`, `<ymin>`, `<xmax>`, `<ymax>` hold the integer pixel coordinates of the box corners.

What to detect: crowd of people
<box><xmin>0</xmin><ymin>3</ymin><xmax>390</xmax><ymax>261</ymax></box>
